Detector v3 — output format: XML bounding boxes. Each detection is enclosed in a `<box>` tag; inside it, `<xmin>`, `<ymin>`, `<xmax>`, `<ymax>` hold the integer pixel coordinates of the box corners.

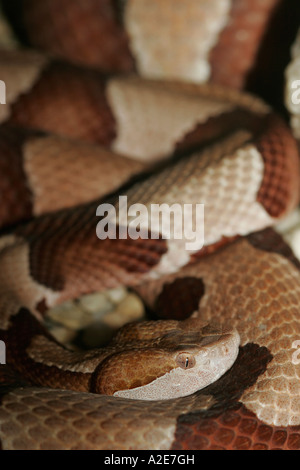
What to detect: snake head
<box><xmin>92</xmin><ymin>321</ymin><xmax>240</xmax><ymax>401</ymax></box>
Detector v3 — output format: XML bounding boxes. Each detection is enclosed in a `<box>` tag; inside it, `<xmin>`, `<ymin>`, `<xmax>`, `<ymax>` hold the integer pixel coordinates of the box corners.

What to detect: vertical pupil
<box><xmin>185</xmin><ymin>357</ymin><xmax>189</xmax><ymax>368</ymax></box>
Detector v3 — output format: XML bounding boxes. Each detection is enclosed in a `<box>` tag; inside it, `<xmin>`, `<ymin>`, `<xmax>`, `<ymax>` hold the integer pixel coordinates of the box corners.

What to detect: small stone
<box><xmin>46</xmin><ymin>301</ymin><xmax>94</xmax><ymax>330</ymax></box>
<box><xmin>105</xmin><ymin>287</ymin><xmax>127</xmax><ymax>305</ymax></box>
<box><xmin>49</xmin><ymin>326</ymin><xmax>77</xmax><ymax>345</ymax></box>
<box><xmin>116</xmin><ymin>293</ymin><xmax>145</xmax><ymax>320</ymax></box>
<box><xmin>81</xmin><ymin>294</ymin><xmax>146</xmax><ymax>348</ymax></box>
<box><xmin>102</xmin><ymin>310</ymin><xmax>130</xmax><ymax>329</ymax></box>
<box><xmin>78</xmin><ymin>292</ymin><xmax>114</xmax><ymax>316</ymax></box>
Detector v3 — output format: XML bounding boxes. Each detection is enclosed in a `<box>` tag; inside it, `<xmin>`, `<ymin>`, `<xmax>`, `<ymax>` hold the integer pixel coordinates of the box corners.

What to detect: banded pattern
<box><xmin>0</xmin><ymin>0</ymin><xmax>299</xmax><ymax>452</ymax></box>
<box><xmin>2</xmin><ymin>0</ymin><xmax>297</xmax><ymax>92</ymax></box>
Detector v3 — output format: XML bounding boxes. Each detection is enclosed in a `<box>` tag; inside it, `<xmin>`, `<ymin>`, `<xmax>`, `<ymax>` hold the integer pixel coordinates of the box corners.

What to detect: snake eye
<box><xmin>176</xmin><ymin>352</ymin><xmax>195</xmax><ymax>369</ymax></box>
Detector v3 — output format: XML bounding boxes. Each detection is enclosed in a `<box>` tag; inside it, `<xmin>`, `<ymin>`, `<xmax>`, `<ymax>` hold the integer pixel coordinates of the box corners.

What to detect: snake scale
<box><xmin>0</xmin><ymin>0</ymin><xmax>300</xmax><ymax>450</ymax></box>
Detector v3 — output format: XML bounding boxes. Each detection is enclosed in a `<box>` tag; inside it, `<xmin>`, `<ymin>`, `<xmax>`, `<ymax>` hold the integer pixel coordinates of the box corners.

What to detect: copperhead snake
<box><xmin>0</xmin><ymin>0</ymin><xmax>300</xmax><ymax>450</ymax></box>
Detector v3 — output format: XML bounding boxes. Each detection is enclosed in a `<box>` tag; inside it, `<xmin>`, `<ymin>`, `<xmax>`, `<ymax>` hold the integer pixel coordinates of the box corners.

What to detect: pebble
<box><xmin>115</xmin><ymin>293</ymin><xmax>145</xmax><ymax>320</ymax></box>
<box><xmin>81</xmin><ymin>293</ymin><xmax>146</xmax><ymax>348</ymax></box>
<box><xmin>46</xmin><ymin>300</ymin><xmax>94</xmax><ymax>330</ymax></box>
<box><xmin>105</xmin><ymin>287</ymin><xmax>127</xmax><ymax>304</ymax></box>
<box><xmin>48</xmin><ymin>326</ymin><xmax>77</xmax><ymax>346</ymax></box>
<box><xmin>46</xmin><ymin>289</ymin><xmax>146</xmax><ymax>348</ymax></box>
<box><xmin>78</xmin><ymin>292</ymin><xmax>114</xmax><ymax>316</ymax></box>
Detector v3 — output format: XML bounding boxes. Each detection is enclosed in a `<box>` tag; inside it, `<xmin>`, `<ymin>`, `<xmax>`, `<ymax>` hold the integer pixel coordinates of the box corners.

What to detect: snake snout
<box><xmin>195</xmin><ymin>327</ymin><xmax>240</xmax><ymax>381</ymax></box>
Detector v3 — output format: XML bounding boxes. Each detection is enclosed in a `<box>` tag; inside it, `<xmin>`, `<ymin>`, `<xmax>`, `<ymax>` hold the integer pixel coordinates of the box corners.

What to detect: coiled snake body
<box><xmin>0</xmin><ymin>0</ymin><xmax>300</xmax><ymax>450</ymax></box>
